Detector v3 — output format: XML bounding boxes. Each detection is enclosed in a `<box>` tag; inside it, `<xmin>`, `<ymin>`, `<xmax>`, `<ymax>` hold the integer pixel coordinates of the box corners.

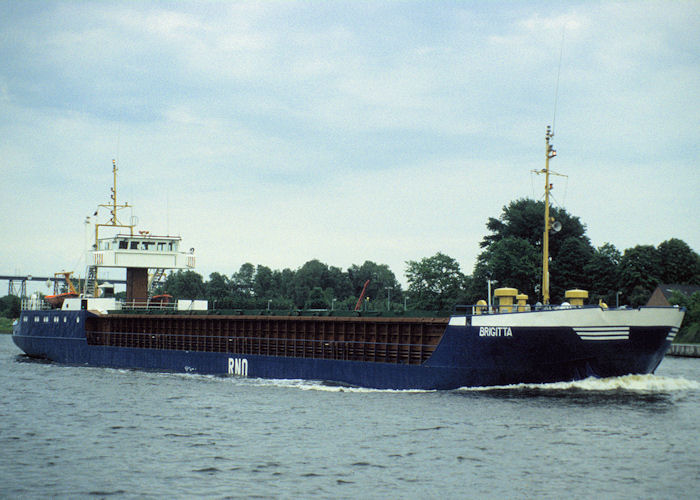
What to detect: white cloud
<box><xmin>1</xmin><ymin>0</ymin><xmax>698</xmax><ymax>289</ymax></box>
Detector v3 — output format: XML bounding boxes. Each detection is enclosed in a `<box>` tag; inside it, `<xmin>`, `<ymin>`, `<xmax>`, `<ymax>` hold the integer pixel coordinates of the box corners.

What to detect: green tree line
<box><xmin>153</xmin><ymin>198</ymin><xmax>699</xmax><ymax>339</ymax></box>
<box><xmin>468</xmin><ymin>199</ymin><xmax>700</xmax><ymax>307</ymax></box>
<box><xmin>156</xmin><ymin>260</ymin><xmax>405</xmax><ymax>312</ymax></box>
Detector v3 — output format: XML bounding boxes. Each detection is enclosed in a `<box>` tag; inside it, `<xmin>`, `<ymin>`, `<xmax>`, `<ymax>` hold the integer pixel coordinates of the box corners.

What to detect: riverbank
<box><xmin>0</xmin><ymin>318</ymin><xmax>14</xmax><ymax>334</ymax></box>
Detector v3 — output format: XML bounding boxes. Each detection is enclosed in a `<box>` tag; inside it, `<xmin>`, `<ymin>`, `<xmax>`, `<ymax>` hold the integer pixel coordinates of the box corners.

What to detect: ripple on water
<box><xmin>2</xmin><ymin>336</ymin><xmax>699</xmax><ymax>500</ymax></box>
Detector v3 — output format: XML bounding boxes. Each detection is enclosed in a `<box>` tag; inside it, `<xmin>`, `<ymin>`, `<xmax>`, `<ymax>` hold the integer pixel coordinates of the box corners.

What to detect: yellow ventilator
<box><xmin>494</xmin><ymin>287</ymin><xmax>518</xmax><ymax>313</ymax></box>
<box><xmin>565</xmin><ymin>289</ymin><xmax>589</xmax><ymax>307</ymax></box>
<box><xmin>516</xmin><ymin>293</ymin><xmax>529</xmax><ymax>312</ymax></box>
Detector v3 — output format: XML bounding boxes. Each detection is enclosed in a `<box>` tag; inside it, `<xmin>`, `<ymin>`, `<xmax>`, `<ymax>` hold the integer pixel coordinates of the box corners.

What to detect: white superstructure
<box><xmin>91</xmin><ymin>233</ymin><xmax>195</xmax><ymax>270</ymax></box>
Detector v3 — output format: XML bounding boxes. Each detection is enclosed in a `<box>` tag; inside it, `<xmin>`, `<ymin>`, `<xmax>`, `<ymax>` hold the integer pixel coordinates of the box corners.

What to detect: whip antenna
<box><xmin>552</xmin><ymin>28</ymin><xmax>565</xmax><ymax>134</ymax></box>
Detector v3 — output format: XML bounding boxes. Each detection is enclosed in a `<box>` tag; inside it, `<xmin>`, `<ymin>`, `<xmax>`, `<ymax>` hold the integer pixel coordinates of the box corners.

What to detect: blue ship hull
<box><xmin>12</xmin><ymin>308</ymin><xmax>679</xmax><ymax>390</ymax></box>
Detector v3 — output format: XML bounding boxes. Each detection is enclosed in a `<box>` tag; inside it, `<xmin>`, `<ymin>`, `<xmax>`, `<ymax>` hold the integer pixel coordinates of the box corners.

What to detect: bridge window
<box><xmin>119</xmin><ymin>240</ymin><xmax>128</xmax><ymax>249</ymax></box>
<box><xmin>130</xmin><ymin>241</ymin><xmax>139</xmax><ymax>250</ymax></box>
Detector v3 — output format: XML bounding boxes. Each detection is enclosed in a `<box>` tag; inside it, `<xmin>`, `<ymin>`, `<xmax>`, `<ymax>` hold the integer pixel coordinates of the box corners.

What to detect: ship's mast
<box><xmin>94</xmin><ymin>159</ymin><xmax>133</xmax><ymax>246</ymax></box>
<box><xmin>532</xmin><ymin>127</ymin><xmax>559</xmax><ymax>305</ymax></box>
<box><xmin>542</xmin><ymin>127</ymin><xmax>556</xmax><ymax>305</ymax></box>
<box><xmin>89</xmin><ymin>160</ymin><xmax>133</xmax><ymax>297</ymax></box>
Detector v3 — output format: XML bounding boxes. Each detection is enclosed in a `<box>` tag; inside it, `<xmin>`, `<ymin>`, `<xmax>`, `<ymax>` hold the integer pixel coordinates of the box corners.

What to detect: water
<box><xmin>1</xmin><ymin>335</ymin><xmax>699</xmax><ymax>499</ymax></box>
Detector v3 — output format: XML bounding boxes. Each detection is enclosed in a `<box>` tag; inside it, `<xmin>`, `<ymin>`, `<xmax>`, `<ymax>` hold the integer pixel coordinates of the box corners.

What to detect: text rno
<box><xmin>228</xmin><ymin>357</ymin><xmax>248</xmax><ymax>377</ymax></box>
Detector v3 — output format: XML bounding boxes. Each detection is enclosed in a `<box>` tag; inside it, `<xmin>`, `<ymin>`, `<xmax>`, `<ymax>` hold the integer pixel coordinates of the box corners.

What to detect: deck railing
<box><xmin>119</xmin><ymin>300</ymin><xmax>178</xmax><ymax>311</ymax></box>
<box><xmin>85</xmin><ymin>329</ymin><xmax>440</xmax><ymax>365</ymax></box>
<box><xmin>21</xmin><ymin>297</ymin><xmax>51</xmax><ymax>311</ymax></box>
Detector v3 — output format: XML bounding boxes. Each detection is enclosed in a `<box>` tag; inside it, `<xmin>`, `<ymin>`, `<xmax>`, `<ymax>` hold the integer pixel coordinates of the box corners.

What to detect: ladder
<box><xmin>148</xmin><ymin>268</ymin><xmax>167</xmax><ymax>296</ymax></box>
<box><xmin>84</xmin><ymin>266</ymin><xmax>98</xmax><ymax>297</ymax></box>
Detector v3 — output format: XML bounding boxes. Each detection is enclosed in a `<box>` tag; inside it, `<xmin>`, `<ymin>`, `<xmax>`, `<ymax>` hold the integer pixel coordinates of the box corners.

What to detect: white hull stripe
<box><xmin>579</xmin><ymin>335</ymin><xmax>628</xmax><ymax>341</ymax></box>
<box><xmin>666</xmin><ymin>327</ymin><xmax>679</xmax><ymax>342</ymax></box>
<box><xmin>574</xmin><ymin>326</ymin><xmax>629</xmax><ymax>341</ymax></box>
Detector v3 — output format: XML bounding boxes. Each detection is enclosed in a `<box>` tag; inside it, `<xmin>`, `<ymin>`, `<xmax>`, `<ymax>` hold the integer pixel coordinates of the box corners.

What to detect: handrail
<box><xmin>21</xmin><ymin>298</ymin><xmax>51</xmax><ymax>311</ymax></box>
<box><xmin>119</xmin><ymin>300</ymin><xmax>178</xmax><ymax>311</ymax></box>
<box><xmin>452</xmin><ymin>303</ymin><xmax>614</xmax><ymax>316</ymax></box>
<box><xmin>89</xmin><ymin>330</ymin><xmax>437</xmax><ymax>349</ymax></box>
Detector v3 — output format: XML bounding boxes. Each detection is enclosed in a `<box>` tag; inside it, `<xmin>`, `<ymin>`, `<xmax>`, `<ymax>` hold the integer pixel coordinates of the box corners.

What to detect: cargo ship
<box><xmin>12</xmin><ymin>133</ymin><xmax>685</xmax><ymax>389</ymax></box>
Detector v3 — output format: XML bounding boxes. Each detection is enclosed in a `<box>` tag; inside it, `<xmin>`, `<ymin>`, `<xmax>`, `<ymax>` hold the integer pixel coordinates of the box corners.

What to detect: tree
<box><xmin>204</xmin><ymin>272</ymin><xmax>236</xmax><ymax>309</ymax></box>
<box><xmin>481</xmin><ymin>198</ymin><xmax>591</xmax><ymax>259</ymax></box>
<box><xmin>584</xmin><ymin>243</ymin><xmax>622</xmax><ymax>306</ymax></box>
<box><xmin>253</xmin><ymin>265</ymin><xmax>274</xmax><ymax>299</ymax></box>
<box><xmin>205</xmin><ymin>273</ymin><xmax>231</xmax><ymax>302</ymax></box>
<box><xmin>668</xmin><ymin>291</ymin><xmax>700</xmax><ymax>343</ymax></box>
<box><xmin>550</xmin><ymin>237</ymin><xmax>594</xmax><ymax>300</ymax></box>
<box><xmin>288</xmin><ymin>260</ymin><xmax>353</xmax><ymax>309</ymax></box>
<box><xmin>657</xmin><ymin>238</ymin><xmax>700</xmax><ymax>285</ymax></box>
<box><xmin>347</xmin><ymin>261</ymin><xmax>402</xmax><ymax>310</ymax></box>
<box><xmin>305</xmin><ymin>287</ymin><xmax>328</xmax><ymax>309</ymax></box>
<box><xmin>326</xmin><ymin>265</ymin><xmax>353</xmax><ymax>302</ymax></box>
<box><xmin>471</xmin><ymin>237</ymin><xmax>539</xmax><ymax>301</ymax></box>
<box><xmin>619</xmin><ymin>245</ymin><xmax>662</xmax><ymax>306</ymax></box>
<box><xmin>405</xmin><ymin>252</ymin><xmax>465</xmax><ymax>311</ymax></box>
<box><xmin>475</xmin><ymin>198</ymin><xmax>593</xmax><ymax>304</ymax></box>
<box><xmin>0</xmin><ymin>295</ymin><xmax>21</xmax><ymax>318</ymax></box>
<box><xmin>163</xmin><ymin>270</ymin><xmax>206</xmax><ymax>300</ymax></box>
<box><xmin>272</xmin><ymin>268</ymin><xmax>296</xmax><ymax>303</ymax></box>
<box><xmin>231</xmin><ymin>263</ymin><xmax>255</xmax><ymax>298</ymax></box>
<box><xmin>292</xmin><ymin>260</ymin><xmax>328</xmax><ymax>308</ymax></box>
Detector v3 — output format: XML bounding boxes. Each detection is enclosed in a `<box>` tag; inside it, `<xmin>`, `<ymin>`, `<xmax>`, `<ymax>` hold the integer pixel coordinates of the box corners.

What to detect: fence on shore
<box><xmin>668</xmin><ymin>343</ymin><xmax>700</xmax><ymax>358</ymax></box>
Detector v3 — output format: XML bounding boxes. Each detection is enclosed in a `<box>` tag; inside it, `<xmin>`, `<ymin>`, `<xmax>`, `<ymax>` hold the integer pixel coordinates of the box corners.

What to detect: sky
<box><xmin>1</xmin><ymin>0</ymin><xmax>698</xmax><ymax>291</ymax></box>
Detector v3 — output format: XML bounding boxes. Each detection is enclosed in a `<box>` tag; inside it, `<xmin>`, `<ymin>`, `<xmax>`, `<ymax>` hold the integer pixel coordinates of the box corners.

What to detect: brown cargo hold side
<box><xmin>85</xmin><ymin>315</ymin><xmax>449</xmax><ymax>365</ymax></box>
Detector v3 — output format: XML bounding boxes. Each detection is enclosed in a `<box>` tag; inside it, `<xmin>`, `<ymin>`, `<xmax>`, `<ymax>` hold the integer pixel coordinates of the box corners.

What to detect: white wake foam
<box><xmin>117</xmin><ymin>368</ymin><xmax>699</xmax><ymax>394</ymax></box>
<box><xmin>242</xmin><ymin>377</ymin><xmax>431</xmax><ymax>393</ymax></box>
<box><xmin>462</xmin><ymin>374</ymin><xmax>700</xmax><ymax>393</ymax></box>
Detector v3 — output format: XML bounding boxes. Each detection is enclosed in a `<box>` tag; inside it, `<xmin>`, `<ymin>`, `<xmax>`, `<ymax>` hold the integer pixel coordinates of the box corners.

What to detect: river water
<box><xmin>1</xmin><ymin>335</ymin><xmax>699</xmax><ymax>499</ymax></box>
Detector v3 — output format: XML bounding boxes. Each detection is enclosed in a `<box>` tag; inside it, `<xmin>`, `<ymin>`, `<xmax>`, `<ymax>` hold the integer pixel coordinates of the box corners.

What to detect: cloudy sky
<box><xmin>1</xmin><ymin>0</ymin><xmax>698</xmax><ymax>289</ymax></box>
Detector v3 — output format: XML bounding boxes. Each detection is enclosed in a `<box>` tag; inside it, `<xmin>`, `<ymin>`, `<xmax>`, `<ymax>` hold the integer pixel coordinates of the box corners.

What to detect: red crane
<box><xmin>354</xmin><ymin>280</ymin><xmax>370</xmax><ymax>312</ymax></box>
